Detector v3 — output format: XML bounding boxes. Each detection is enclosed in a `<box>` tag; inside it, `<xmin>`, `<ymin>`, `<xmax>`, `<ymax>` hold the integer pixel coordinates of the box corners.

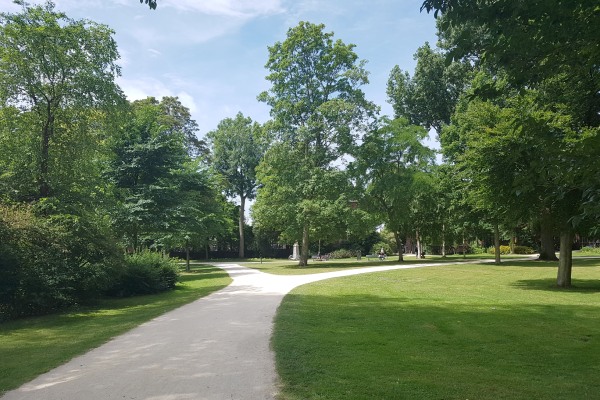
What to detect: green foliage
<box><xmin>255</xmin><ymin>21</ymin><xmax>377</xmax><ymax>265</ymax></box>
<box><xmin>499</xmin><ymin>245</ymin><xmax>511</xmax><ymax>255</ymax></box>
<box><xmin>514</xmin><ymin>246</ymin><xmax>535</xmax><ymax>255</ymax></box>
<box><xmin>328</xmin><ymin>249</ymin><xmax>356</xmax><ymax>259</ymax></box>
<box><xmin>106</xmin><ymin>251</ymin><xmax>179</xmax><ymax>297</ymax></box>
<box><xmin>0</xmin><ymin>1</ymin><xmax>124</xmax><ymax>199</ymax></box>
<box><xmin>351</xmin><ymin>117</ymin><xmax>435</xmax><ymax>257</ymax></box>
<box><xmin>0</xmin><ymin>204</ymin><xmax>122</xmax><ymax>320</ymax></box>
<box><xmin>579</xmin><ymin>246</ymin><xmax>600</xmax><ymax>255</ymax></box>
<box><xmin>387</xmin><ymin>42</ymin><xmax>471</xmax><ymax>133</ymax></box>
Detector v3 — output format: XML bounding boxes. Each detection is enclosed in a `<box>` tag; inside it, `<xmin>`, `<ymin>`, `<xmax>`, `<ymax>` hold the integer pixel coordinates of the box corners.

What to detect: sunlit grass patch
<box><xmin>273</xmin><ymin>259</ymin><xmax>600</xmax><ymax>399</ymax></box>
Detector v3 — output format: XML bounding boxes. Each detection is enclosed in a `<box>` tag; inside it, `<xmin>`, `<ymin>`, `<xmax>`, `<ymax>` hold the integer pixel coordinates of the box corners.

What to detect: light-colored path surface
<box><xmin>2</xmin><ymin>260</ymin><xmax>478</xmax><ymax>400</ymax></box>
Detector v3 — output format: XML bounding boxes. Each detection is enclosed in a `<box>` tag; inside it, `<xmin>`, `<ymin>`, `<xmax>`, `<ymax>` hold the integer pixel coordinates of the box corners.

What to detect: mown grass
<box><xmin>240</xmin><ymin>253</ymin><xmax>533</xmax><ymax>275</ymax></box>
<box><xmin>0</xmin><ymin>265</ymin><xmax>230</xmax><ymax>395</ymax></box>
<box><xmin>273</xmin><ymin>258</ymin><xmax>600</xmax><ymax>399</ymax></box>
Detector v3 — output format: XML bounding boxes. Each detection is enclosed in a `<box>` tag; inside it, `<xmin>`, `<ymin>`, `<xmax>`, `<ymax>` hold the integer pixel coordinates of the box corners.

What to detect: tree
<box><xmin>422</xmin><ymin>0</ymin><xmax>600</xmax><ymax>286</ymax></box>
<box><xmin>207</xmin><ymin>112</ymin><xmax>267</xmax><ymax>258</ymax></box>
<box><xmin>351</xmin><ymin>117</ymin><xmax>434</xmax><ymax>261</ymax></box>
<box><xmin>107</xmin><ymin>97</ymin><xmax>194</xmax><ymax>250</ymax></box>
<box><xmin>255</xmin><ymin>22</ymin><xmax>377</xmax><ymax>266</ymax></box>
<box><xmin>0</xmin><ymin>1</ymin><xmax>124</xmax><ymax>199</ymax></box>
<box><xmin>387</xmin><ymin>42</ymin><xmax>471</xmax><ymax>134</ymax></box>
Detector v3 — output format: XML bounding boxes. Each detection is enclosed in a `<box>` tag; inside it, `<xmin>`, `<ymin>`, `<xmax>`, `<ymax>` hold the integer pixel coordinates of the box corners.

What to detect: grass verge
<box><xmin>0</xmin><ymin>265</ymin><xmax>230</xmax><ymax>395</ymax></box>
<box><xmin>273</xmin><ymin>258</ymin><xmax>600</xmax><ymax>399</ymax></box>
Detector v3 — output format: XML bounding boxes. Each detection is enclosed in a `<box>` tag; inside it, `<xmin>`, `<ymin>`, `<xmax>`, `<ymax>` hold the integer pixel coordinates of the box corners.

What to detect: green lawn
<box><xmin>273</xmin><ymin>258</ymin><xmax>600</xmax><ymax>399</ymax></box>
<box><xmin>240</xmin><ymin>253</ymin><xmax>533</xmax><ymax>275</ymax></box>
<box><xmin>0</xmin><ymin>265</ymin><xmax>231</xmax><ymax>395</ymax></box>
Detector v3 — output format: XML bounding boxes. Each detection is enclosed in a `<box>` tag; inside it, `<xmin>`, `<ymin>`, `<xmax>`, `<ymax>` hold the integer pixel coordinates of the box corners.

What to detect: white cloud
<box><xmin>160</xmin><ymin>0</ymin><xmax>284</xmax><ymax>18</ymax></box>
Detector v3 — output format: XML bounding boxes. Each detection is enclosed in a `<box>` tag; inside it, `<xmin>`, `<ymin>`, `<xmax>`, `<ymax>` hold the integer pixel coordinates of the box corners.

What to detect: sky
<box><xmin>3</xmin><ymin>0</ymin><xmax>439</xmax><ymax>141</ymax></box>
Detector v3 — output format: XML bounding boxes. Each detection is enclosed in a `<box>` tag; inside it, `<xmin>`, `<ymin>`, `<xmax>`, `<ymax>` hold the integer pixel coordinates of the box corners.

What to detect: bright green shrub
<box><xmin>513</xmin><ymin>246</ymin><xmax>535</xmax><ymax>254</ymax></box>
<box><xmin>580</xmin><ymin>246</ymin><xmax>600</xmax><ymax>254</ymax></box>
<box><xmin>106</xmin><ymin>251</ymin><xmax>179</xmax><ymax>297</ymax></box>
<box><xmin>500</xmin><ymin>245</ymin><xmax>511</xmax><ymax>254</ymax></box>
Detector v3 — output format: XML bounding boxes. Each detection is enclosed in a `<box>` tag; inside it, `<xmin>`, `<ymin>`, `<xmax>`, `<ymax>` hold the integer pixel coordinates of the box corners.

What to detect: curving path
<box><xmin>2</xmin><ymin>260</ymin><xmax>482</xmax><ymax>400</ymax></box>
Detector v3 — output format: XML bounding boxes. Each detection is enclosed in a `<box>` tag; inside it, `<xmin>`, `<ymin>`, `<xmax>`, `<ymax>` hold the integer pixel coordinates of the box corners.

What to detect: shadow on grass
<box><xmin>512</xmin><ymin>279</ymin><xmax>600</xmax><ymax>293</ymax></box>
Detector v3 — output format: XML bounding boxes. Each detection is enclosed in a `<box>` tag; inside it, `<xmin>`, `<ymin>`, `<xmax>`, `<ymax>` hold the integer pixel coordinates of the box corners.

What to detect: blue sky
<box><xmin>4</xmin><ymin>0</ymin><xmax>438</xmax><ymax>139</ymax></box>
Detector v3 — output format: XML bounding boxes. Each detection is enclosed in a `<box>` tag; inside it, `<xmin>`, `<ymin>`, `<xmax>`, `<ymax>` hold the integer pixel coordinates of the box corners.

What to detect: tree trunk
<box><xmin>299</xmin><ymin>223</ymin><xmax>309</xmax><ymax>267</ymax></box>
<box><xmin>39</xmin><ymin>111</ymin><xmax>54</xmax><ymax>199</ymax></box>
<box><xmin>510</xmin><ymin>231</ymin><xmax>516</xmax><ymax>254</ymax></box>
<box><xmin>393</xmin><ymin>231</ymin><xmax>404</xmax><ymax>262</ymax></box>
<box><xmin>185</xmin><ymin>244</ymin><xmax>190</xmax><ymax>272</ymax></box>
<box><xmin>238</xmin><ymin>195</ymin><xmax>245</xmax><ymax>259</ymax></box>
<box><xmin>441</xmin><ymin>223</ymin><xmax>446</xmax><ymax>258</ymax></box>
<box><xmin>494</xmin><ymin>223</ymin><xmax>501</xmax><ymax>265</ymax></box>
<box><xmin>557</xmin><ymin>230</ymin><xmax>574</xmax><ymax>288</ymax></box>
<box><xmin>415</xmin><ymin>228</ymin><xmax>421</xmax><ymax>258</ymax></box>
<box><xmin>538</xmin><ymin>212</ymin><xmax>558</xmax><ymax>261</ymax></box>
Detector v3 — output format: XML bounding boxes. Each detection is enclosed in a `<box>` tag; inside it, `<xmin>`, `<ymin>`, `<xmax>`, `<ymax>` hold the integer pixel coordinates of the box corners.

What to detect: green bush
<box><xmin>0</xmin><ymin>205</ymin><xmax>122</xmax><ymax>320</ymax></box>
<box><xmin>513</xmin><ymin>246</ymin><xmax>535</xmax><ymax>254</ymax></box>
<box><xmin>328</xmin><ymin>249</ymin><xmax>356</xmax><ymax>259</ymax></box>
<box><xmin>500</xmin><ymin>245</ymin><xmax>511</xmax><ymax>255</ymax></box>
<box><xmin>106</xmin><ymin>251</ymin><xmax>179</xmax><ymax>297</ymax></box>
<box><xmin>580</xmin><ymin>246</ymin><xmax>600</xmax><ymax>254</ymax></box>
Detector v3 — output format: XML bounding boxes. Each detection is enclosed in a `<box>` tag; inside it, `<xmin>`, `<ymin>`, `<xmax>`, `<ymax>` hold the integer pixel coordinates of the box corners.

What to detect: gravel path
<box><xmin>2</xmin><ymin>261</ymin><xmax>466</xmax><ymax>400</ymax></box>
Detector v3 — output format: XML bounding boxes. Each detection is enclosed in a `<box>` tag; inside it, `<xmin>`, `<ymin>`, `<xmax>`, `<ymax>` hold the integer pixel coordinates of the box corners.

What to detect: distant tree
<box><xmin>256</xmin><ymin>21</ymin><xmax>377</xmax><ymax>266</ymax></box>
<box><xmin>387</xmin><ymin>42</ymin><xmax>471</xmax><ymax>134</ymax></box>
<box><xmin>207</xmin><ymin>112</ymin><xmax>268</xmax><ymax>258</ymax></box>
<box><xmin>351</xmin><ymin>117</ymin><xmax>434</xmax><ymax>261</ymax></box>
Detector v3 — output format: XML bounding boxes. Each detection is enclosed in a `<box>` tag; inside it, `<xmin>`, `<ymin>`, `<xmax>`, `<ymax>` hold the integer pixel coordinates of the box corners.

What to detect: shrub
<box><xmin>106</xmin><ymin>251</ymin><xmax>179</xmax><ymax>297</ymax></box>
<box><xmin>328</xmin><ymin>249</ymin><xmax>356</xmax><ymax>259</ymax></box>
<box><xmin>513</xmin><ymin>246</ymin><xmax>535</xmax><ymax>254</ymax></box>
<box><xmin>0</xmin><ymin>205</ymin><xmax>123</xmax><ymax>320</ymax></box>
<box><xmin>580</xmin><ymin>246</ymin><xmax>600</xmax><ymax>254</ymax></box>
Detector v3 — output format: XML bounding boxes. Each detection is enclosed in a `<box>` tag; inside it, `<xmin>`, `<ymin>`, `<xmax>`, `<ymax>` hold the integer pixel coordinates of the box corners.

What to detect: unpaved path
<box><xmin>2</xmin><ymin>261</ymin><xmax>480</xmax><ymax>400</ymax></box>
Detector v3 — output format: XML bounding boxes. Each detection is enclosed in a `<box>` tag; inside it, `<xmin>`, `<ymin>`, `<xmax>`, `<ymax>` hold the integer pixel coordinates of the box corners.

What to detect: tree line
<box><xmin>1</xmin><ymin>1</ymin><xmax>598</xmax><ymax>319</ymax></box>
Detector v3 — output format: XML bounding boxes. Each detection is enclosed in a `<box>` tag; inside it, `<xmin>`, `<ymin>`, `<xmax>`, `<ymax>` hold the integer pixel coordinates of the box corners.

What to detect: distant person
<box><xmin>379</xmin><ymin>248</ymin><xmax>386</xmax><ymax>260</ymax></box>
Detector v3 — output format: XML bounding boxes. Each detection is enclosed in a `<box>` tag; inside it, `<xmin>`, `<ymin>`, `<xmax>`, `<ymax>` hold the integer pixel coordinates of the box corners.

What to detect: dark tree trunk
<box><xmin>239</xmin><ymin>195</ymin><xmax>245</xmax><ymax>259</ymax></box>
<box><xmin>299</xmin><ymin>224</ymin><xmax>309</xmax><ymax>267</ymax></box>
<box><xmin>39</xmin><ymin>110</ymin><xmax>54</xmax><ymax>198</ymax></box>
<box><xmin>393</xmin><ymin>231</ymin><xmax>404</xmax><ymax>262</ymax></box>
<box><xmin>538</xmin><ymin>212</ymin><xmax>558</xmax><ymax>261</ymax></box>
<box><xmin>557</xmin><ymin>230</ymin><xmax>574</xmax><ymax>288</ymax></box>
<box><xmin>185</xmin><ymin>245</ymin><xmax>190</xmax><ymax>272</ymax></box>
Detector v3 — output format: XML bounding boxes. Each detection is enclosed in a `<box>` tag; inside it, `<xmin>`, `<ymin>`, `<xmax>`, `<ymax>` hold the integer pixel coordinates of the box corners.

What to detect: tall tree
<box><xmin>351</xmin><ymin>117</ymin><xmax>434</xmax><ymax>261</ymax></box>
<box><xmin>0</xmin><ymin>1</ymin><xmax>124</xmax><ymax>199</ymax></box>
<box><xmin>422</xmin><ymin>0</ymin><xmax>600</xmax><ymax>286</ymax></box>
<box><xmin>107</xmin><ymin>97</ymin><xmax>192</xmax><ymax>250</ymax></box>
<box><xmin>207</xmin><ymin>112</ymin><xmax>267</xmax><ymax>258</ymax></box>
<box><xmin>256</xmin><ymin>21</ymin><xmax>377</xmax><ymax>266</ymax></box>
